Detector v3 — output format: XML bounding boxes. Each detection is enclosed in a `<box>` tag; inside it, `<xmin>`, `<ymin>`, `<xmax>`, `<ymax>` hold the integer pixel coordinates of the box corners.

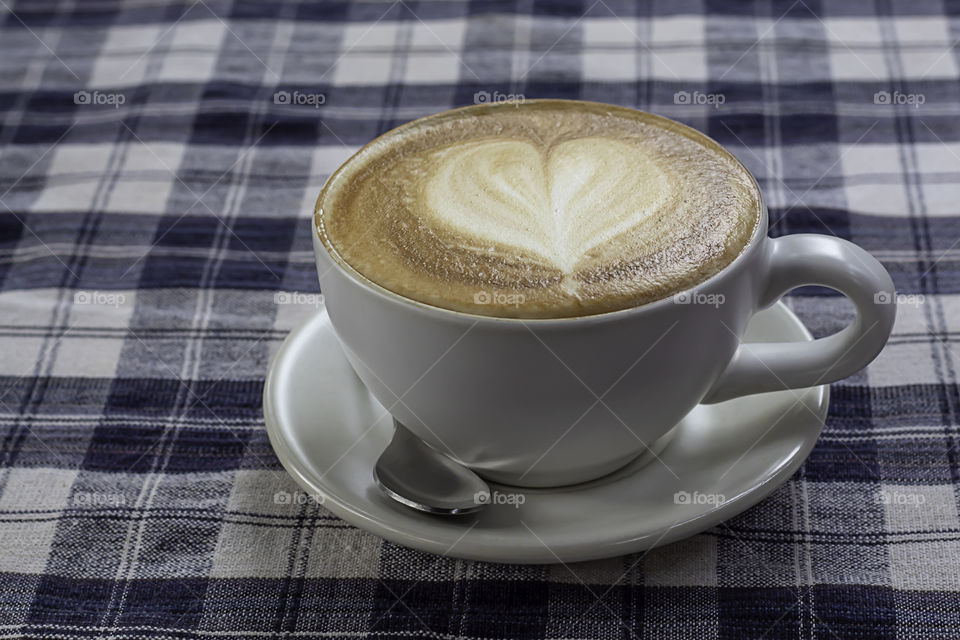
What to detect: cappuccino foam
<box><xmin>317</xmin><ymin>101</ymin><xmax>761</xmax><ymax>318</ymax></box>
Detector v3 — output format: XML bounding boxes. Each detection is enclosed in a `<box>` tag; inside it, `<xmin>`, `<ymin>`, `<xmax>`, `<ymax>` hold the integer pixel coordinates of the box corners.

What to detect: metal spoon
<box><xmin>374</xmin><ymin>419</ymin><xmax>490</xmax><ymax>515</ymax></box>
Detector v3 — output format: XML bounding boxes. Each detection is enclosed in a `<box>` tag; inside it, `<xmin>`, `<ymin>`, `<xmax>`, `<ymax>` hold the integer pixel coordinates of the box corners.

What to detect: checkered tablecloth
<box><xmin>1</xmin><ymin>0</ymin><xmax>958</xmax><ymax>636</ymax></box>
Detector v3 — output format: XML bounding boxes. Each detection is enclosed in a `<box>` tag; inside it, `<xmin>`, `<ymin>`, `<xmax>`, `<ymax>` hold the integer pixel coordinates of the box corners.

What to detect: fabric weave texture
<box><xmin>0</xmin><ymin>0</ymin><xmax>957</xmax><ymax>637</ymax></box>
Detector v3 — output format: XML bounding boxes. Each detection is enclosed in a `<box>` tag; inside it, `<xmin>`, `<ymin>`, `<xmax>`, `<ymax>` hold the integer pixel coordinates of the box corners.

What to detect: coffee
<box><xmin>317</xmin><ymin>100</ymin><xmax>761</xmax><ymax>318</ymax></box>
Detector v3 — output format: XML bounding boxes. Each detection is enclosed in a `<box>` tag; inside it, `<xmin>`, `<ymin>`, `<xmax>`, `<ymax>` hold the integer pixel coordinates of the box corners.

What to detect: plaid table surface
<box><xmin>1</xmin><ymin>0</ymin><xmax>959</xmax><ymax>637</ymax></box>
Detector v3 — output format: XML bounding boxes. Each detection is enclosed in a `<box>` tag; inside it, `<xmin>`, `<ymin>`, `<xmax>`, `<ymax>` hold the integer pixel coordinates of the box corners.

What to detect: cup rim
<box><xmin>313</xmin><ymin>98</ymin><xmax>768</xmax><ymax>325</ymax></box>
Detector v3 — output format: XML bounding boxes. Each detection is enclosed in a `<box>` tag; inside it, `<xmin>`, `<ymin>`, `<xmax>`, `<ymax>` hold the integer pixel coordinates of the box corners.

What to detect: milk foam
<box><xmin>423</xmin><ymin>137</ymin><xmax>669</xmax><ymax>276</ymax></box>
<box><xmin>318</xmin><ymin>101</ymin><xmax>761</xmax><ymax>318</ymax></box>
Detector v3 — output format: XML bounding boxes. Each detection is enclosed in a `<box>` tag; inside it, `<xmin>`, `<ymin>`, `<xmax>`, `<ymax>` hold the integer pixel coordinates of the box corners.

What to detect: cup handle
<box><xmin>702</xmin><ymin>234</ymin><xmax>896</xmax><ymax>404</ymax></box>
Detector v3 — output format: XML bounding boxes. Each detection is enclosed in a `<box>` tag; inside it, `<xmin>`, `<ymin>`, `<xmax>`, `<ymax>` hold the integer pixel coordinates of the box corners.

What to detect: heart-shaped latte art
<box><xmin>421</xmin><ymin>137</ymin><xmax>672</xmax><ymax>274</ymax></box>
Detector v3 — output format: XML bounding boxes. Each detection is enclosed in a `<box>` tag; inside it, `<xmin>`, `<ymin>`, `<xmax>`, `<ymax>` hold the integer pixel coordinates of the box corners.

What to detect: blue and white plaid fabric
<box><xmin>0</xmin><ymin>0</ymin><xmax>958</xmax><ymax>636</ymax></box>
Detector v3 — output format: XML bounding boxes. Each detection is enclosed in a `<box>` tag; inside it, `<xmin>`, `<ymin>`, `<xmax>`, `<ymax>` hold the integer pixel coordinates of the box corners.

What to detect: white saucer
<box><xmin>263</xmin><ymin>302</ymin><xmax>828</xmax><ymax>564</ymax></box>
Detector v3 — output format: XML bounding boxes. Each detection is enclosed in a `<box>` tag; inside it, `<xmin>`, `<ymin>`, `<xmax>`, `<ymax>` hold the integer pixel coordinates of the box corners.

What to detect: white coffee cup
<box><xmin>312</xmin><ymin>145</ymin><xmax>895</xmax><ymax>489</ymax></box>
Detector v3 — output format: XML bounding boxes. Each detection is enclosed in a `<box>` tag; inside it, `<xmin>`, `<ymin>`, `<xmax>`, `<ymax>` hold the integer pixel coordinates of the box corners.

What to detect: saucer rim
<box><xmin>263</xmin><ymin>301</ymin><xmax>828</xmax><ymax>564</ymax></box>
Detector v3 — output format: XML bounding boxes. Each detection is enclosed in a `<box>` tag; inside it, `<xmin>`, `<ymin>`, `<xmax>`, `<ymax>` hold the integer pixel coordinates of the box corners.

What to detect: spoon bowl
<box><xmin>374</xmin><ymin>420</ymin><xmax>490</xmax><ymax>515</ymax></box>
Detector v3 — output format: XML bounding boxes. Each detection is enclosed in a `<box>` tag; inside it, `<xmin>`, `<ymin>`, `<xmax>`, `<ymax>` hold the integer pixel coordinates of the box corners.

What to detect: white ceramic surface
<box><xmin>311</xmin><ymin>102</ymin><xmax>895</xmax><ymax>488</ymax></box>
<box><xmin>264</xmin><ymin>301</ymin><xmax>829</xmax><ymax>564</ymax></box>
